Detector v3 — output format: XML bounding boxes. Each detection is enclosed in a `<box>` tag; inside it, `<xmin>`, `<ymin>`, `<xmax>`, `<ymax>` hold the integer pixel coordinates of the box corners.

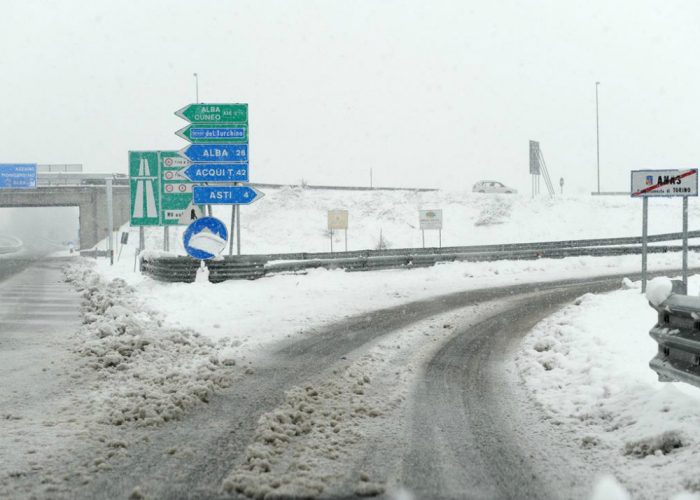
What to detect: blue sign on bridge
<box><xmin>193</xmin><ymin>185</ymin><xmax>265</xmax><ymax>205</ymax></box>
<box><xmin>180</xmin><ymin>163</ymin><xmax>249</xmax><ymax>183</ymax></box>
<box><xmin>178</xmin><ymin>144</ymin><xmax>248</xmax><ymax>163</ymax></box>
<box><xmin>0</xmin><ymin>164</ymin><xmax>37</xmax><ymax>189</ymax></box>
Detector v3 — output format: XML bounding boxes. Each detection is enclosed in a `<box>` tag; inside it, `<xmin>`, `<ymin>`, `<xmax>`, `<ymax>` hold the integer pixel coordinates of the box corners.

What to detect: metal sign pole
<box><xmin>163</xmin><ymin>226</ymin><xmax>169</xmax><ymax>252</ymax></box>
<box><xmin>422</xmin><ymin>229</ymin><xmax>425</xmax><ymax>249</ymax></box>
<box><xmin>106</xmin><ymin>178</ymin><xmax>114</xmax><ymax>265</ymax></box>
<box><xmin>344</xmin><ymin>228</ymin><xmax>347</xmax><ymax>252</ymax></box>
<box><xmin>229</xmin><ymin>206</ymin><xmax>235</xmax><ymax>256</ymax></box>
<box><xmin>236</xmin><ymin>205</ymin><xmax>241</xmax><ymax>255</ymax></box>
<box><xmin>139</xmin><ymin>226</ymin><xmax>145</xmax><ymax>252</ymax></box>
<box><xmin>330</xmin><ymin>229</ymin><xmax>334</xmax><ymax>253</ymax></box>
<box><xmin>642</xmin><ymin>197</ymin><xmax>648</xmax><ymax>293</ymax></box>
<box><xmin>439</xmin><ymin>229</ymin><xmax>442</xmax><ymax>248</ymax></box>
<box><xmin>683</xmin><ymin>196</ymin><xmax>689</xmax><ymax>288</ymax></box>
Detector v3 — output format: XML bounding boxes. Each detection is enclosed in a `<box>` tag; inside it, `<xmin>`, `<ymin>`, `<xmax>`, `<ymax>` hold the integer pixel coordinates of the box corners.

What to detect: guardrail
<box><xmin>141</xmin><ymin>238</ymin><xmax>700</xmax><ymax>283</ymax></box>
<box><xmin>0</xmin><ymin>235</ymin><xmax>23</xmax><ymax>255</ymax></box>
<box><xmin>648</xmin><ymin>280</ymin><xmax>700</xmax><ymax>389</ymax></box>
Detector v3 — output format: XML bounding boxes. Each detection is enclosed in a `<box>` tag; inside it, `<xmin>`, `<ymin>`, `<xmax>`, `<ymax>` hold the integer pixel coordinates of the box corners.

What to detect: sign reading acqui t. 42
<box><xmin>631</xmin><ymin>169</ymin><xmax>699</xmax><ymax>197</ymax></box>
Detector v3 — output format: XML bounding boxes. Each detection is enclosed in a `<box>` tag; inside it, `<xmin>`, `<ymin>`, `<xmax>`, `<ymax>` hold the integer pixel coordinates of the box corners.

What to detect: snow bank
<box><xmin>646</xmin><ymin>277</ymin><xmax>673</xmax><ymax>306</ymax></box>
<box><xmin>64</xmin><ymin>262</ymin><xmax>238</xmax><ymax>426</ymax></box>
<box><xmin>517</xmin><ymin>276</ymin><xmax>700</xmax><ymax>499</ymax></box>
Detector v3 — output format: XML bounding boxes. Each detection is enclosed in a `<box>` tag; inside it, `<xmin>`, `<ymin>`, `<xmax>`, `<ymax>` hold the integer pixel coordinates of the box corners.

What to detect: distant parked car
<box><xmin>472</xmin><ymin>180</ymin><xmax>517</xmax><ymax>194</ymax></box>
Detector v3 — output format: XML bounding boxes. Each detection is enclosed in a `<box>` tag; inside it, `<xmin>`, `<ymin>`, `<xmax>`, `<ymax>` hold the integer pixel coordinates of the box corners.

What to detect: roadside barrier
<box><xmin>140</xmin><ymin>230</ymin><xmax>700</xmax><ymax>283</ymax></box>
<box><xmin>649</xmin><ymin>280</ymin><xmax>700</xmax><ymax>389</ymax></box>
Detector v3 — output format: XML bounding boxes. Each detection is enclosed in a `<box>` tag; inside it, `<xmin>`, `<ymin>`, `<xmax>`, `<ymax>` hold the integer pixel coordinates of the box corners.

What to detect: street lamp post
<box><xmin>595</xmin><ymin>81</ymin><xmax>600</xmax><ymax>194</ymax></box>
<box><xmin>193</xmin><ymin>73</ymin><xmax>199</xmax><ymax>103</ymax></box>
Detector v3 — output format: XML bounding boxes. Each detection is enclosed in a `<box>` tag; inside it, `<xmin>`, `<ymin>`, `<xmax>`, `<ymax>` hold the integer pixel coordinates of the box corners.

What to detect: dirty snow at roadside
<box><xmin>517</xmin><ymin>275</ymin><xmax>700</xmax><ymax>500</ymax></box>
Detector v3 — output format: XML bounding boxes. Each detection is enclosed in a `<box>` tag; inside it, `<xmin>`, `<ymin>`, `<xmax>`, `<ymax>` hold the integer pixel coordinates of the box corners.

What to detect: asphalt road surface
<box><xmin>1</xmin><ymin>259</ymin><xmax>662</xmax><ymax>499</ymax></box>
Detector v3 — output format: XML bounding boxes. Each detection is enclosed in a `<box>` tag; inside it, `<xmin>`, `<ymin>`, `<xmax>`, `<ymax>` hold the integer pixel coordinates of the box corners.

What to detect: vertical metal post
<box><xmin>235</xmin><ymin>205</ymin><xmax>241</xmax><ymax>255</ymax></box>
<box><xmin>422</xmin><ymin>229</ymin><xmax>425</xmax><ymax>249</ymax></box>
<box><xmin>439</xmin><ymin>229</ymin><xmax>442</xmax><ymax>248</ymax></box>
<box><xmin>193</xmin><ymin>73</ymin><xmax>199</xmax><ymax>103</ymax></box>
<box><xmin>229</xmin><ymin>206</ymin><xmax>235</xmax><ymax>256</ymax></box>
<box><xmin>683</xmin><ymin>196</ymin><xmax>689</xmax><ymax>288</ymax></box>
<box><xmin>106</xmin><ymin>178</ymin><xmax>114</xmax><ymax>265</ymax></box>
<box><xmin>595</xmin><ymin>81</ymin><xmax>601</xmax><ymax>194</ymax></box>
<box><xmin>344</xmin><ymin>228</ymin><xmax>347</xmax><ymax>252</ymax></box>
<box><xmin>139</xmin><ymin>226</ymin><xmax>145</xmax><ymax>252</ymax></box>
<box><xmin>163</xmin><ymin>226</ymin><xmax>169</xmax><ymax>252</ymax></box>
<box><xmin>642</xmin><ymin>197</ymin><xmax>648</xmax><ymax>293</ymax></box>
<box><xmin>330</xmin><ymin>229</ymin><xmax>334</xmax><ymax>253</ymax></box>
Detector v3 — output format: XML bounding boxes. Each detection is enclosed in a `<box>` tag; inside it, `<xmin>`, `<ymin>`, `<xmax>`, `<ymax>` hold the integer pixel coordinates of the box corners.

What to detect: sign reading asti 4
<box><xmin>129</xmin><ymin>151</ymin><xmax>202</xmax><ymax>226</ymax></box>
<box><xmin>631</xmin><ymin>169</ymin><xmax>699</xmax><ymax>197</ymax></box>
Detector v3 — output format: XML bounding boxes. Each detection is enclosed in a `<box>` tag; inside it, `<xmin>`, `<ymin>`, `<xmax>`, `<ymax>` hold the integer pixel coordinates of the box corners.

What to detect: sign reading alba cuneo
<box><xmin>175</xmin><ymin>103</ymin><xmax>248</xmax><ymax>124</ymax></box>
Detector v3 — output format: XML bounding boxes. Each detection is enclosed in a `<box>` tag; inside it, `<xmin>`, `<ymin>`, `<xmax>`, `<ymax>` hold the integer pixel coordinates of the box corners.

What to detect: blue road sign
<box><xmin>179</xmin><ymin>144</ymin><xmax>248</xmax><ymax>163</ymax></box>
<box><xmin>183</xmin><ymin>216</ymin><xmax>228</xmax><ymax>260</ymax></box>
<box><xmin>0</xmin><ymin>164</ymin><xmax>37</xmax><ymax>189</ymax></box>
<box><xmin>193</xmin><ymin>185</ymin><xmax>265</xmax><ymax>205</ymax></box>
<box><xmin>180</xmin><ymin>163</ymin><xmax>249</xmax><ymax>183</ymax></box>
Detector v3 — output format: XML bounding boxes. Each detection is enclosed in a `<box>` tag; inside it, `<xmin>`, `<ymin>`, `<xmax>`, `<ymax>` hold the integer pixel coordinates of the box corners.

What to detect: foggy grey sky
<box><xmin>2</xmin><ymin>0</ymin><xmax>700</xmax><ymax>193</ymax></box>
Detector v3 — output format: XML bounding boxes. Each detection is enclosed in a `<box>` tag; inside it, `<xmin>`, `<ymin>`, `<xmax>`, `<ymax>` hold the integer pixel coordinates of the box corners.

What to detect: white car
<box><xmin>472</xmin><ymin>180</ymin><xmax>517</xmax><ymax>194</ymax></box>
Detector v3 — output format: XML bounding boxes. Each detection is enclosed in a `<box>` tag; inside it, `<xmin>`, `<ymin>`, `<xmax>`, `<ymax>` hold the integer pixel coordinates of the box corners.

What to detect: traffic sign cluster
<box><xmin>129</xmin><ymin>102</ymin><xmax>265</xmax><ymax>260</ymax></box>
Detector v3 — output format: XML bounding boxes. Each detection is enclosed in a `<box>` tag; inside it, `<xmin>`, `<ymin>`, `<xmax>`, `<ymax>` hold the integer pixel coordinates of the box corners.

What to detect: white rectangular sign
<box><xmin>419</xmin><ymin>209</ymin><xmax>443</xmax><ymax>230</ymax></box>
<box><xmin>328</xmin><ymin>209</ymin><xmax>348</xmax><ymax>230</ymax></box>
<box><xmin>631</xmin><ymin>169</ymin><xmax>698</xmax><ymax>197</ymax></box>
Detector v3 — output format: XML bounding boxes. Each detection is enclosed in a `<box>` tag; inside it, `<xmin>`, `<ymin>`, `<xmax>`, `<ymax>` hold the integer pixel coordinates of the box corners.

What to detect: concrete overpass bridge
<box><xmin>0</xmin><ymin>177</ymin><xmax>130</xmax><ymax>249</ymax></box>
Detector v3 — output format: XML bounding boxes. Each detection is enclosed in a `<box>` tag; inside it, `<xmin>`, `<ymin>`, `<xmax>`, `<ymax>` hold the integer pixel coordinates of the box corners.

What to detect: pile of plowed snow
<box><xmin>517</xmin><ymin>276</ymin><xmax>700</xmax><ymax>500</ymax></box>
<box><xmin>65</xmin><ymin>262</ymin><xmax>239</xmax><ymax>426</ymax></box>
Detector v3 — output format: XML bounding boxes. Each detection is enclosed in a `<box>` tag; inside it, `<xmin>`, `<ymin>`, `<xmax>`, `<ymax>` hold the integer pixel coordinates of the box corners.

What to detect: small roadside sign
<box><xmin>419</xmin><ymin>210</ymin><xmax>443</xmax><ymax>230</ymax></box>
<box><xmin>178</xmin><ymin>203</ymin><xmax>205</xmax><ymax>225</ymax></box>
<box><xmin>328</xmin><ymin>210</ymin><xmax>349</xmax><ymax>230</ymax></box>
<box><xmin>183</xmin><ymin>216</ymin><xmax>228</xmax><ymax>260</ymax></box>
<box><xmin>631</xmin><ymin>169</ymin><xmax>698</xmax><ymax>197</ymax></box>
<box><xmin>0</xmin><ymin>164</ymin><xmax>37</xmax><ymax>189</ymax></box>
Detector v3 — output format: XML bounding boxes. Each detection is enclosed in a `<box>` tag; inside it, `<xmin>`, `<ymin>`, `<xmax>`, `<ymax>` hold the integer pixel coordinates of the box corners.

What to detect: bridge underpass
<box><xmin>0</xmin><ymin>185</ymin><xmax>130</xmax><ymax>249</ymax></box>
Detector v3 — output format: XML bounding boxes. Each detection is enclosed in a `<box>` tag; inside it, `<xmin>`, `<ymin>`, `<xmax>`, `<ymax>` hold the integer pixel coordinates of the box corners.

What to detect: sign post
<box><xmin>419</xmin><ymin>210</ymin><xmax>443</xmax><ymax>248</ymax></box>
<box><xmin>106</xmin><ymin>178</ymin><xmax>114</xmax><ymax>265</ymax></box>
<box><xmin>328</xmin><ymin>210</ymin><xmax>349</xmax><ymax>253</ymax></box>
<box><xmin>631</xmin><ymin>169</ymin><xmax>698</xmax><ymax>292</ymax></box>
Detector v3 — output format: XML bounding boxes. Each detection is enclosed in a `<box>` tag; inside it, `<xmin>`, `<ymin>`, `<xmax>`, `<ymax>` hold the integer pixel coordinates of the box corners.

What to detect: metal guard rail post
<box><xmin>648</xmin><ymin>280</ymin><xmax>700</xmax><ymax>389</ymax></box>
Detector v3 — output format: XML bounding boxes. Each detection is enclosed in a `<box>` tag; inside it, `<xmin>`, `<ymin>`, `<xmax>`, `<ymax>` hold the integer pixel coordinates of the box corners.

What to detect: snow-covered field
<box><xmin>107</xmin><ymin>188</ymin><xmax>700</xmax><ymax>257</ymax></box>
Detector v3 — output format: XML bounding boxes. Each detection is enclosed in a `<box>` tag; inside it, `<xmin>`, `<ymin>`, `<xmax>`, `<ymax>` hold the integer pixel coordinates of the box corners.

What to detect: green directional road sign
<box><xmin>175</xmin><ymin>103</ymin><xmax>248</xmax><ymax>124</ymax></box>
<box><xmin>175</xmin><ymin>124</ymin><xmax>249</xmax><ymax>144</ymax></box>
<box><xmin>129</xmin><ymin>151</ymin><xmax>201</xmax><ymax>226</ymax></box>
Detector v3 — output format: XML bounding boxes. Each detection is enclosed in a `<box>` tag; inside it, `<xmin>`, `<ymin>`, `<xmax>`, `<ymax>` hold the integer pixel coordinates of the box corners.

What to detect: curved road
<box><xmin>1</xmin><ymin>260</ymin><xmax>666</xmax><ymax>499</ymax></box>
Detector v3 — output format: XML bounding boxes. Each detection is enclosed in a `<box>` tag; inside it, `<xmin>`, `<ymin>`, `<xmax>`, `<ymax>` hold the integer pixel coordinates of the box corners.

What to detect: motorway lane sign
<box><xmin>179</xmin><ymin>164</ymin><xmax>249</xmax><ymax>183</ymax></box>
<box><xmin>175</xmin><ymin>103</ymin><xmax>248</xmax><ymax>124</ymax></box>
<box><xmin>183</xmin><ymin>216</ymin><xmax>228</xmax><ymax>260</ymax></box>
<box><xmin>129</xmin><ymin>151</ymin><xmax>202</xmax><ymax>226</ymax></box>
<box><xmin>179</xmin><ymin>144</ymin><xmax>248</xmax><ymax>163</ymax></box>
<box><xmin>193</xmin><ymin>185</ymin><xmax>265</xmax><ymax>205</ymax></box>
<box><xmin>631</xmin><ymin>169</ymin><xmax>699</xmax><ymax>197</ymax></box>
<box><xmin>175</xmin><ymin>124</ymin><xmax>248</xmax><ymax>144</ymax></box>
<box><xmin>0</xmin><ymin>164</ymin><xmax>37</xmax><ymax>189</ymax></box>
